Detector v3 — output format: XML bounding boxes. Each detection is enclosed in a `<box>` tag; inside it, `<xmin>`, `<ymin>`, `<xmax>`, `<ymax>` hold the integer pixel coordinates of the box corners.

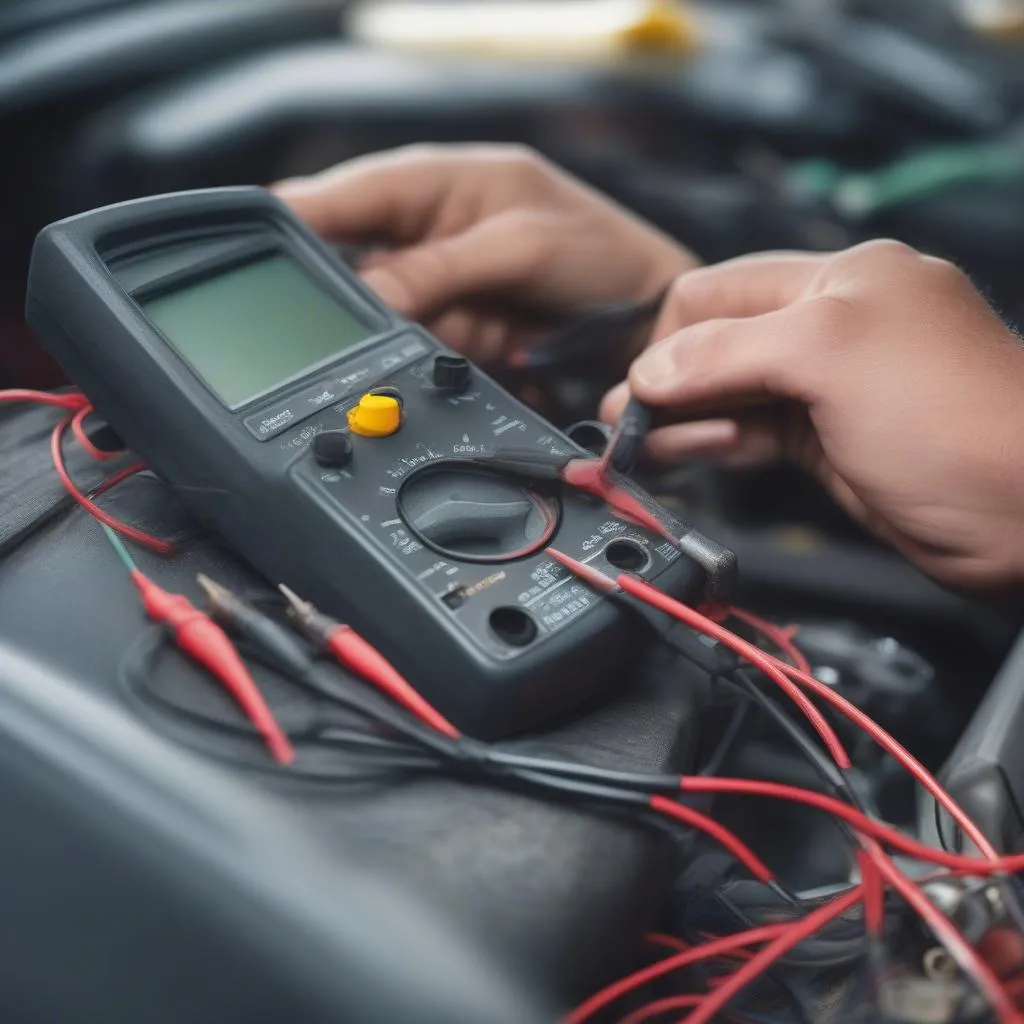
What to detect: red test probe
<box><xmin>277</xmin><ymin>583</ymin><xmax>461</xmax><ymax>739</ymax></box>
<box><xmin>99</xmin><ymin>525</ymin><xmax>293</xmax><ymax>764</ymax></box>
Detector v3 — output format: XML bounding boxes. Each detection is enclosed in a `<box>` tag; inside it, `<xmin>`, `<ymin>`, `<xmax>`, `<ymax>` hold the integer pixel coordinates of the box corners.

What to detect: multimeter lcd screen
<box><xmin>142</xmin><ymin>254</ymin><xmax>376</xmax><ymax>408</ymax></box>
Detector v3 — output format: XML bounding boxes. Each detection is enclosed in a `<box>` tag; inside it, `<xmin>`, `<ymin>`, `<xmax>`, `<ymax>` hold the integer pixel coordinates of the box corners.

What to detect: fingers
<box><xmin>602</xmin><ymin>375</ymin><xmax>789</xmax><ymax>457</ymax></box>
<box><xmin>600</xmin><ymin>382</ymin><xmax>756</xmax><ymax>462</ymax></box>
<box><xmin>642</xmin><ymin>420</ymin><xmax>741</xmax><ymax>460</ymax></box>
<box><xmin>272</xmin><ymin>147</ymin><xmax>451</xmax><ymax>243</ymax></box>
<box><xmin>652</xmin><ymin>251</ymin><xmax>825</xmax><ymax>341</ymax></box>
<box><xmin>427</xmin><ymin>309</ymin><xmax>513</xmax><ymax>363</ymax></box>
<box><xmin>356</xmin><ymin>213</ymin><xmax>546</xmax><ymax>319</ymax></box>
<box><xmin>599</xmin><ymin>399</ymin><xmax>821</xmax><ymax>477</ymax></box>
<box><xmin>628</xmin><ymin>307</ymin><xmax>819</xmax><ymax>413</ymax></box>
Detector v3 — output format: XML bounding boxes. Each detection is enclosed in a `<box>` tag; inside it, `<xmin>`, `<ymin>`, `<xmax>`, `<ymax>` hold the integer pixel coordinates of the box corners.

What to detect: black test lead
<box><xmin>277</xmin><ymin>583</ymin><xmax>461</xmax><ymax>739</ymax></box>
<box><xmin>99</xmin><ymin>527</ymin><xmax>293</xmax><ymax>764</ymax></box>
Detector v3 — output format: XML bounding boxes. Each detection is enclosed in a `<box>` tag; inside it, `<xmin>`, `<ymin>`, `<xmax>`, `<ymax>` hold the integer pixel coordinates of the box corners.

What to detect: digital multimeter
<box><xmin>26</xmin><ymin>187</ymin><xmax>702</xmax><ymax>738</ymax></box>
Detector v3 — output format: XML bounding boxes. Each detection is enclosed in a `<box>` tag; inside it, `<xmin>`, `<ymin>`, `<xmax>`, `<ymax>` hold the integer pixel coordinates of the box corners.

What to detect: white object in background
<box><xmin>349</xmin><ymin>0</ymin><xmax>699</xmax><ymax>61</ymax></box>
<box><xmin>956</xmin><ymin>0</ymin><xmax>1024</xmax><ymax>38</ymax></box>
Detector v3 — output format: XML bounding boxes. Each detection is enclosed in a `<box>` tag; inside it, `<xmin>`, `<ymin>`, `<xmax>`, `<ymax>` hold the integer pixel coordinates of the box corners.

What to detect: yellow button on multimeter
<box><xmin>347</xmin><ymin>392</ymin><xmax>402</xmax><ymax>437</ymax></box>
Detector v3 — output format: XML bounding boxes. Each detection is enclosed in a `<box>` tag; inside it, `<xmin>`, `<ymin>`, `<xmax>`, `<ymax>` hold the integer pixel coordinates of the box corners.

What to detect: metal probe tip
<box><xmin>277</xmin><ymin>582</ymin><xmax>313</xmax><ymax>617</ymax></box>
<box><xmin>195</xmin><ymin>573</ymin><xmax>233</xmax><ymax>610</ymax></box>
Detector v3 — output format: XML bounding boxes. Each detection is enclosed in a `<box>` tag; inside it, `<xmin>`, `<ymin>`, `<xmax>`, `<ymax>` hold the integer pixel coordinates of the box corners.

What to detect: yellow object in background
<box><xmin>349</xmin><ymin>0</ymin><xmax>700</xmax><ymax>63</ymax></box>
<box><xmin>348</xmin><ymin>394</ymin><xmax>403</xmax><ymax>438</ymax></box>
<box><xmin>617</xmin><ymin>0</ymin><xmax>698</xmax><ymax>55</ymax></box>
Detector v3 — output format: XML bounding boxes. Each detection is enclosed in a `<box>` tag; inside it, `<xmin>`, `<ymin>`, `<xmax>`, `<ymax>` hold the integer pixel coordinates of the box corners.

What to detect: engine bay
<box><xmin>2</xmin><ymin>2</ymin><xmax>1024</xmax><ymax>1022</ymax></box>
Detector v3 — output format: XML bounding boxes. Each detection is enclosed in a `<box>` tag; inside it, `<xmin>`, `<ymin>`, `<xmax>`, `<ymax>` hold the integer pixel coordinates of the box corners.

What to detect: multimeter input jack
<box><xmin>603</xmin><ymin>539</ymin><xmax>650</xmax><ymax>574</ymax></box>
<box><xmin>489</xmin><ymin>607</ymin><xmax>539</xmax><ymax>648</ymax></box>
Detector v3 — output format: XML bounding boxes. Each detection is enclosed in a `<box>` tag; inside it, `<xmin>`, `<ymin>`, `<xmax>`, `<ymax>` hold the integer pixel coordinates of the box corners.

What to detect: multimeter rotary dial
<box><xmin>398</xmin><ymin>464</ymin><xmax>559</xmax><ymax>563</ymax></box>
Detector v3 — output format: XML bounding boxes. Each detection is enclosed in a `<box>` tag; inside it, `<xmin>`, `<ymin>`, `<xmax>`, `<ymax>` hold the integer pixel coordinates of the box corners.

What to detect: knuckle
<box><xmin>849</xmin><ymin>238</ymin><xmax>918</xmax><ymax>263</ymax></box>
<box><xmin>500</xmin><ymin>211</ymin><xmax>556</xmax><ymax>280</ymax></box>
<box><xmin>829</xmin><ymin>238</ymin><xmax>919</xmax><ymax>279</ymax></box>
<box><xmin>795</xmin><ymin>293</ymin><xmax>859</xmax><ymax>350</ymax></box>
<box><xmin>921</xmin><ymin>254</ymin><xmax>967</xmax><ymax>285</ymax></box>
<box><xmin>660</xmin><ymin>272</ymin><xmax>696</xmax><ymax>321</ymax></box>
<box><xmin>498</xmin><ymin>143</ymin><xmax>545</xmax><ymax>167</ymax></box>
<box><xmin>664</xmin><ymin>320</ymin><xmax>726</xmax><ymax>370</ymax></box>
<box><xmin>393</xmin><ymin>141</ymin><xmax>449</xmax><ymax>165</ymax></box>
<box><xmin>497</xmin><ymin>145</ymin><xmax>553</xmax><ymax>183</ymax></box>
<box><xmin>389</xmin><ymin>245</ymin><xmax>451</xmax><ymax>304</ymax></box>
<box><xmin>830</xmin><ymin>238</ymin><xmax>970</xmax><ymax>294</ymax></box>
<box><xmin>415</xmin><ymin>242</ymin><xmax>456</xmax><ymax>283</ymax></box>
<box><xmin>667</xmin><ymin>272</ymin><xmax>691</xmax><ymax>306</ymax></box>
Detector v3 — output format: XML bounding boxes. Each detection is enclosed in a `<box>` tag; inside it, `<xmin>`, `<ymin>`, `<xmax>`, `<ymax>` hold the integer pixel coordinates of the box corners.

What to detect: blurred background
<box><xmin>4</xmin><ymin>0</ymin><xmax>1024</xmax><ymax>376</ymax></box>
<box><xmin>2</xmin><ymin>0</ymin><xmax>1024</xmax><ymax>865</ymax></box>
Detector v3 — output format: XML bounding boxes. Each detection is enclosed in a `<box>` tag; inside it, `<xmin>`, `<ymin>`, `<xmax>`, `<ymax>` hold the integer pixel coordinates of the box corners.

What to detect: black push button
<box><xmin>433</xmin><ymin>355</ymin><xmax>471</xmax><ymax>393</ymax></box>
<box><xmin>312</xmin><ymin>430</ymin><xmax>354</xmax><ymax>469</ymax></box>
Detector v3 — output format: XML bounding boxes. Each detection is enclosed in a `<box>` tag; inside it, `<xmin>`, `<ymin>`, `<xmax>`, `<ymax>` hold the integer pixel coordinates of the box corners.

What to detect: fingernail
<box><xmin>632</xmin><ymin>340</ymin><xmax>679</xmax><ymax>392</ymax></box>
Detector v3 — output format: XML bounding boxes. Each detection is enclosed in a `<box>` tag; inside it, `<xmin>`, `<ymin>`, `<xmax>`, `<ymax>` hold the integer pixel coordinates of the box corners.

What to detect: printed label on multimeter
<box><xmin>246</xmin><ymin>335</ymin><xmax>429</xmax><ymax>440</ymax></box>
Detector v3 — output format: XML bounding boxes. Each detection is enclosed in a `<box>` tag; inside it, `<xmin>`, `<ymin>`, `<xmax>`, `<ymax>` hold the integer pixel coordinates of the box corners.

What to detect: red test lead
<box><xmin>132</xmin><ymin>572</ymin><xmax>294</xmax><ymax>765</ymax></box>
<box><xmin>1</xmin><ymin>386</ymin><xmax>172</xmax><ymax>553</ymax></box>
<box><xmin>51</xmin><ymin>414</ymin><xmax>175</xmax><ymax>555</ymax></box>
<box><xmin>277</xmin><ymin>584</ymin><xmax>461</xmax><ymax>739</ymax></box>
<box><xmin>98</xmin><ymin>525</ymin><xmax>293</xmax><ymax>764</ymax></box>
<box><xmin>0</xmin><ymin>388</ymin><xmax>88</xmax><ymax>411</ymax></box>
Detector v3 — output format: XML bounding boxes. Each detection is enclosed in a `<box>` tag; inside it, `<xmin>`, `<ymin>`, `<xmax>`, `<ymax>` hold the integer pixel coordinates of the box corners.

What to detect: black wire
<box><xmin>118</xmin><ymin>628</ymin><xmax>694</xmax><ymax>808</ymax></box>
<box><xmin>483</xmin><ymin>688</ymin><xmax>753</xmax><ymax>790</ymax></box>
<box><xmin>118</xmin><ymin>607</ymin><xmax>963</xmax><ymax>1008</ymax></box>
<box><xmin>113</xmin><ymin>616</ymin><xmax>904</xmax><ymax>1021</ymax></box>
<box><xmin>726</xmin><ymin>639</ymin><xmax>1002</xmax><ymax>956</ymax></box>
<box><xmin>699</xmin><ymin>700</ymin><xmax>753</xmax><ymax>777</ymax></box>
<box><xmin>732</xmin><ymin>670</ymin><xmax>860</xmax><ymax>809</ymax></box>
<box><xmin>238</xmin><ymin>638</ymin><xmax>462</xmax><ymax>761</ymax></box>
<box><xmin>935</xmin><ymin>795</ymin><xmax>956</xmax><ymax>853</ymax></box>
<box><xmin>726</xmin><ymin>667</ymin><xmax>896</xmax><ymax>1019</ymax></box>
<box><xmin>731</xmin><ymin>656</ymin><xmax>1024</xmax><ymax>1007</ymax></box>
<box><xmin>123</xmin><ymin>623</ymin><xmax>697</xmax><ymax>798</ymax></box>
<box><xmin>118</xmin><ymin>626</ymin><xmax>442</xmax><ymax>781</ymax></box>
<box><xmin>123</xmin><ymin>627</ymin><xmax>689</xmax><ymax>805</ymax></box>
<box><xmin>485</xmin><ymin>749</ymin><xmax>681</xmax><ymax>792</ymax></box>
<box><xmin>704</xmin><ymin>891</ymin><xmax>821</xmax><ymax>1024</ymax></box>
<box><xmin>313</xmin><ymin>726</ymin><xmax>427</xmax><ymax>756</ymax></box>
<box><xmin>507</xmin><ymin>769</ymin><xmax>651</xmax><ymax>807</ymax></box>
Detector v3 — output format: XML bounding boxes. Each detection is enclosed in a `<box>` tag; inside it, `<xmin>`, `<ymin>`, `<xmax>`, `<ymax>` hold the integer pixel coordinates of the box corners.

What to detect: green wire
<box><xmin>100</xmin><ymin>523</ymin><xmax>138</xmax><ymax>574</ymax></box>
<box><xmin>790</xmin><ymin>143</ymin><xmax>1024</xmax><ymax>221</ymax></box>
<box><xmin>838</xmin><ymin>144</ymin><xmax>1024</xmax><ymax>219</ymax></box>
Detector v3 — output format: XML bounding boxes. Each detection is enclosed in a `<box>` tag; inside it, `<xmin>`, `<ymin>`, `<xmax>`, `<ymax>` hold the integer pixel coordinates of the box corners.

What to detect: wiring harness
<box><xmin>6</xmin><ymin>386</ymin><xmax>1024</xmax><ymax>1024</ymax></box>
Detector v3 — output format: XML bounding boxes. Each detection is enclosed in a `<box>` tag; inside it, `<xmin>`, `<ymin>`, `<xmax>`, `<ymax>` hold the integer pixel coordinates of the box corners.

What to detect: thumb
<box><xmin>627</xmin><ymin>308</ymin><xmax>814</xmax><ymax>413</ymax></box>
<box><xmin>357</xmin><ymin>214</ymin><xmax>547</xmax><ymax>320</ymax></box>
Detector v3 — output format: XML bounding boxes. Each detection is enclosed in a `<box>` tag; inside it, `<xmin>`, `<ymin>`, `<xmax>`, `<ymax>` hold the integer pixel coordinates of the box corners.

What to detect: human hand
<box><xmin>273</xmin><ymin>144</ymin><xmax>696</xmax><ymax>364</ymax></box>
<box><xmin>600</xmin><ymin>241</ymin><xmax>1024</xmax><ymax>592</ymax></box>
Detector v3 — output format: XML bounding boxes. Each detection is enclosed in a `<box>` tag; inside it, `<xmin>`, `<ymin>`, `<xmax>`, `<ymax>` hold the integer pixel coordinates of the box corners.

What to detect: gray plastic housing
<box><xmin>922</xmin><ymin>630</ymin><xmax>1024</xmax><ymax>854</ymax></box>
